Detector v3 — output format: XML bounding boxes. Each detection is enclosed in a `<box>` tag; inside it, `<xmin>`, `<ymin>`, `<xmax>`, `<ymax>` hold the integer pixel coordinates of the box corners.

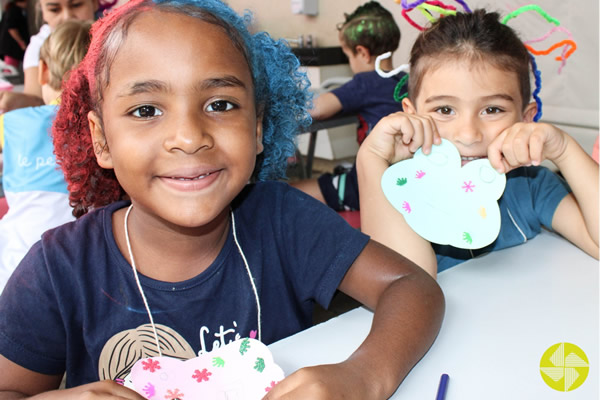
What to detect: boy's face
<box><xmin>40</xmin><ymin>0</ymin><xmax>97</xmax><ymax>29</ymax></box>
<box><xmin>89</xmin><ymin>10</ymin><xmax>263</xmax><ymax>229</ymax></box>
<box><xmin>403</xmin><ymin>59</ymin><xmax>536</xmax><ymax>165</ymax></box>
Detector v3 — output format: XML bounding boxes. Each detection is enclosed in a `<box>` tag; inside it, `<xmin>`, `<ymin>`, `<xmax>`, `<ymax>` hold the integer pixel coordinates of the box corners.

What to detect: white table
<box><xmin>269</xmin><ymin>231</ymin><xmax>599</xmax><ymax>399</ymax></box>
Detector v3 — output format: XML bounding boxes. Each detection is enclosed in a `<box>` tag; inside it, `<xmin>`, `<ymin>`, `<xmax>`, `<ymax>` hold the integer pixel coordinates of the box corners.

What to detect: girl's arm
<box><xmin>488</xmin><ymin>122</ymin><xmax>598</xmax><ymax>258</ymax></box>
<box><xmin>264</xmin><ymin>240</ymin><xmax>445</xmax><ymax>399</ymax></box>
<box><xmin>23</xmin><ymin>67</ymin><xmax>43</xmax><ymax>98</ymax></box>
<box><xmin>7</xmin><ymin>28</ymin><xmax>26</xmax><ymax>51</ymax></box>
<box><xmin>0</xmin><ymin>355</ymin><xmax>145</xmax><ymax>399</ymax></box>
<box><xmin>357</xmin><ymin>112</ymin><xmax>440</xmax><ymax>277</ymax></box>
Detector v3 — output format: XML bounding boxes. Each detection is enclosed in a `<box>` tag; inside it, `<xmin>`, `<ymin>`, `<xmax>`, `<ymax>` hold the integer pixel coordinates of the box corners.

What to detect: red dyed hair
<box><xmin>53</xmin><ymin>0</ymin><xmax>149</xmax><ymax>217</ymax></box>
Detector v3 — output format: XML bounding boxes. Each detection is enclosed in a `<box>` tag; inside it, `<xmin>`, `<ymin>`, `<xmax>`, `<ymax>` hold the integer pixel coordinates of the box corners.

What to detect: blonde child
<box><xmin>0</xmin><ymin>0</ymin><xmax>97</xmax><ymax>111</ymax></box>
<box><xmin>0</xmin><ymin>0</ymin><xmax>444</xmax><ymax>398</ymax></box>
<box><xmin>358</xmin><ymin>9</ymin><xmax>599</xmax><ymax>278</ymax></box>
<box><xmin>0</xmin><ymin>19</ymin><xmax>92</xmax><ymax>291</ymax></box>
<box><xmin>292</xmin><ymin>1</ymin><xmax>405</xmax><ymax>211</ymax></box>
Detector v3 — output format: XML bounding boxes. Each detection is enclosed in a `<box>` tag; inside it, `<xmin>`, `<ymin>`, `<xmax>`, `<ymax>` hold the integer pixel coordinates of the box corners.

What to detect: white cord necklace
<box><xmin>123</xmin><ymin>204</ymin><xmax>262</xmax><ymax>357</ymax></box>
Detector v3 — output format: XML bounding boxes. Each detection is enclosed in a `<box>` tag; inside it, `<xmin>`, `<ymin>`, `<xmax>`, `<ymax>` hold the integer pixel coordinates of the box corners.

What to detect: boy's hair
<box><xmin>338</xmin><ymin>1</ymin><xmax>400</xmax><ymax>56</ymax></box>
<box><xmin>408</xmin><ymin>9</ymin><xmax>531</xmax><ymax>109</ymax></box>
<box><xmin>39</xmin><ymin>20</ymin><xmax>92</xmax><ymax>91</ymax></box>
<box><xmin>53</xmin><ymin>0</ymin><xmax>312</xmax><ymax>217</ymax></box>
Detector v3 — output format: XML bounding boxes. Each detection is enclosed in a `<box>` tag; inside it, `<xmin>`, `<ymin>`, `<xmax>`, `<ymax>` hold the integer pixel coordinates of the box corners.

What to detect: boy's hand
<box><xmin>362</xmin><ymin>112</ymin><xmax>441</xmax><ymax>165</ymax></box>
<box><xmin>488</xmin><ymin>122</ymin><xmax>569</xmax><ymax>173</ymax></box>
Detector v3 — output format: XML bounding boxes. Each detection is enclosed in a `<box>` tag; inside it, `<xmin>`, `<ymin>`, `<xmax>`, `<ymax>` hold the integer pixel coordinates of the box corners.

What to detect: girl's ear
<box><xmin>255</xmin><ymin>115</ymin><xmax>264</xmax><ymax>155</ymax></box>
<box><xmin>38</xmin><ymin>59</ymin><xmax>49</xmax><ymax>86</ymax></box>
<box><xmin>402</xmin><ymin>97</ymin><xmax>417</xmax><ymax>115</ymax></box>
<box><xmin>88</xmin><ymin>110</ymin><xmax>113</xmax><ymax>169</ymax></box>
<box><xmin>523</xmin><ymin>102</ymin><xmax>538</xmax><ymax>123</ymax></box>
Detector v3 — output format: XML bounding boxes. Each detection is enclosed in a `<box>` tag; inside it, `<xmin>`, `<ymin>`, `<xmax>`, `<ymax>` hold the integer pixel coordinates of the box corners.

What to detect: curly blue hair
<box><xmin>53</xmin><ymin>0</ymin><xmax>312</xmax><ymax>216</ymax></box>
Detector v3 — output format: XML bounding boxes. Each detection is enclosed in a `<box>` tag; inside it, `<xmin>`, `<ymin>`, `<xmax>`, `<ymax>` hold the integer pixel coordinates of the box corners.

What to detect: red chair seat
<box><xmin>0</xmin><ymin>197</ymin><xmax>8</xmax><ymax>219</ymax></box>
<box><xmin>338</xmin><ymin>210</ymin><xmax>360</xmax><ymax>229</ymax></box>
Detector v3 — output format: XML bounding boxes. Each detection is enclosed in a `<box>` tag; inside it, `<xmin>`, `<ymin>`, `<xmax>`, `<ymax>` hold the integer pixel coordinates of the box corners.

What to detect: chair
<box><xmin>0</xmin><ymin>197</ymin><xmax>8</xmax><ymax>219</ymax></box>
<box><xmin>338</xmin><ymin>210</ymin><xmax>360</xmax><ymax>229</ymax></box>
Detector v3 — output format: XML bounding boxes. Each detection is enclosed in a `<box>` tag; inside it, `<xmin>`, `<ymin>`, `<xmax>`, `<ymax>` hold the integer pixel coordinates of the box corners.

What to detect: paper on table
<box><xmin>381</xmin><ymin>139</ymin><xmax>506</xmax><ymax>249</ymax></box>
<box><xmin>129</xmin><ymin>338</ymin><xmax>284</xmax><ymax>399</ymax></box>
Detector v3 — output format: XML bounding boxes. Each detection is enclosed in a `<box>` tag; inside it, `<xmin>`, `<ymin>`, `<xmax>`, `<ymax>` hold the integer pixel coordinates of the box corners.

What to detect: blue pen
<box><xmin>436</xmin><ymin>374</ymin><xmax>449</xmax><ymax>400</ymax></box>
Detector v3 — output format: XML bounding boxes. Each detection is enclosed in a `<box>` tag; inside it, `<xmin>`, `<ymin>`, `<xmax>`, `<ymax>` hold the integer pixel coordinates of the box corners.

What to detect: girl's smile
<box><xmin>159</xmin><ymin>168</ymin><xmax>222</xmax><ymax>192</ymax></box>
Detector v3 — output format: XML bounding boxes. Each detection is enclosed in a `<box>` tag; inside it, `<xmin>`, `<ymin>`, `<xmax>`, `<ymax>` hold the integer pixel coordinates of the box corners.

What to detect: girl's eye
<box><xmin>131</xmin><ymin>105</ymin><xmax>163</xmax><ymax>118</ymax></box>
<box><xmin>482</xmin><ymin>107</ymin><xmax>503</xmax><ymax>115</ymax></box>
<box><xmin>207</xmin><ymin>100</ymin><xmax>235</xmax><ymax>112</ymax></box>
<box><xmin>435</xmin><ymin>106</ymin><xmax>454</xmax><ymax>115</ymax></box>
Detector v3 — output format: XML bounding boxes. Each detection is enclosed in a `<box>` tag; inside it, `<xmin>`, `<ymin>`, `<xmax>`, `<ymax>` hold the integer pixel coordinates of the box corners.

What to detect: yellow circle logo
<box><xmin>540</xmin><ymin>342</ymin><xmax>589</xmax><ymax>391</ymax></box>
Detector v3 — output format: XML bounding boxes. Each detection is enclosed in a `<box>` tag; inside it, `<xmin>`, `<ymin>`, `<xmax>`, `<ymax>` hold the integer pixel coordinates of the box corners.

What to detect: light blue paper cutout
<box><xmin>381</xmin><ymin>139</ymin><xmax>506</xmax><ymax>249</ymax></box>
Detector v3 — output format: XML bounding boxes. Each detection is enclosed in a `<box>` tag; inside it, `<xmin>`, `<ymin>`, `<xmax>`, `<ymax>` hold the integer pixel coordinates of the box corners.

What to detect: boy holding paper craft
<box><xmin>0</xmin><ymin>0</ymin><xmax>444</xmax><ymax>398</ymax></box>
<box><xmin>358</xmin><ymin>9</ymin><xmax>598</xmax><ymax>277</ymax></box>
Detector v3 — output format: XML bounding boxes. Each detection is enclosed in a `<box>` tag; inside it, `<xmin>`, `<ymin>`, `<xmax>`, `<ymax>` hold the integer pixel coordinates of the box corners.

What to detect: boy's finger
<box><xmin>528</xmin><ymin>131</ymin><xmax>545</xmax><ymax>166</ymax></box>
<box><xmin>510</xmin><ymin>136</ymin><xmax>533</xmax><ymax>166</ymax></box>
<box><xmin>487</xmin><ymin>131</ymin><xmax>508</xmax><ymax>172</ymax></box>
<box><xmin>419</xmin><ymin>116</ymin><xmax>436</xmax><ymax>155</ymax></box>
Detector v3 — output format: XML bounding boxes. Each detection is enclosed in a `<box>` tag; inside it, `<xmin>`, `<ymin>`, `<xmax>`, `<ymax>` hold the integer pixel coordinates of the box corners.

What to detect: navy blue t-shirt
<box><xmin>0</xmin><ymin>182</ymin><xmax>370</xmax><ymax>386</ymax></box>
<box><xmin>332</xmin><ymin>70</ymin><xmax>406</xmax><ymax>143</ymax></box>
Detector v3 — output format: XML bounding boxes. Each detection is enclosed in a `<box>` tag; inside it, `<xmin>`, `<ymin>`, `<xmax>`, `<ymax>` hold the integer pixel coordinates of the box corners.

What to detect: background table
<box><xmin>269</xmin><ymin>231</ymin><xmax>599</xmax><ymax>399</ymax></box>
<box><xmin>299</xmin><ymin>114</ymin><xmax>358</xmax><ymax>178</ymax></box>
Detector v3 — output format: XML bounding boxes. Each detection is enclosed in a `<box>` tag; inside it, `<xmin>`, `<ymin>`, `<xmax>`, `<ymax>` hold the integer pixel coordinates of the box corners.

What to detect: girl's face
<box><xmin>39</xmin><ymin>0</ymin><xmax>97</xmax><ymax>29</ymax></box>
<box><xmin>89</xmin><ymin>10</ymin><xmax>263</xmax><ymax>229</ymax></box>
<box><xmin>403</xmin><ymin>58</ymin><xmax>537</xmax><ymax>164</ymax></box>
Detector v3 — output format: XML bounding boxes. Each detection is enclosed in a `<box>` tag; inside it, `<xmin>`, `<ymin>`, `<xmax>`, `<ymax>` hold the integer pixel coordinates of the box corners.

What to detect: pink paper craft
<box><xmin>130</xmin><ymin>338</ymin><xmax>284</xmax><ymax>400</ymax></box>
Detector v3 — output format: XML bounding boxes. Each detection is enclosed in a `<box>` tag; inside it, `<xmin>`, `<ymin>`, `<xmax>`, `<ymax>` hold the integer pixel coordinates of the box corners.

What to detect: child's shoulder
<box><xmin>503</xmin><ymin>166</ymin><xmax>570</xmax><ymax>219</ymax></box>
<box><xmin>37</xmin><ymin>200</ymin><xmax>128</xmax><ymax>260</ymax></box>
<box><xmin>3</xmin><ymin>103</ymin><xmax>58</xmax><ymax>125</ymax></box>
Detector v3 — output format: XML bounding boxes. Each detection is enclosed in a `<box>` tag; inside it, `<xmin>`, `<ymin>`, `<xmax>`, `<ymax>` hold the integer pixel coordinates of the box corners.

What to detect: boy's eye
<box><xmin>434</xmin><ymin>106</ymin><xmax>454</xmax><ymax>115</ymax></box>
<box><xmin>131</xmin><ymin>105</ymin><xmax>163</xmax><ymax>118</ymax></box>
<box><xmin>207</xmin><ymin>100</ymin><xmax>235</xmax><ymax>112</ymax></box>
<box><xmin>482</xmin><ymin>107</ymin><xmax>503</xmax><ymax>115</ymax></box>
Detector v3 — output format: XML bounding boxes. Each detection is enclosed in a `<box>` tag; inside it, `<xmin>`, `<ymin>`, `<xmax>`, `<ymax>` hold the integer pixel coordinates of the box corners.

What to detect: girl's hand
<box><xmin>263</xmin><ymin>362</ymin><xmax>383</xmax><ymax>400</ymax></box>
<box><xmin>362</xmin><ymin>112</ymin><xmax>441</xmax><ymax>165</ymax></box>
<box><xmin>488</xmin><ymin>122</ymin><xmax>569</xmax><ymax>173</ymax></box>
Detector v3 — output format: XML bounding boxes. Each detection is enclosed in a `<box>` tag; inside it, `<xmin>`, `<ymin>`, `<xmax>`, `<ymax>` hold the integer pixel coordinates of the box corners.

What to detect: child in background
<box><xmin>0</xmin><ymin>0</ymin><xmax>29</xmax><ymax>69</ymax></box>
<box><xmin>358</xmin><ymin>9</ymin><xmax>599</xmax><ymax>277</ymax></box>
<box><xmin>0</xmin><ymin>19</ymin><xmax>91</xmax><ymax>292</ymax></box>
<box><xmin>0</xmin><ymin>0</ymin><xmax>97</xmax><ymax>111</ymax></box>
<box><xmin>0</xmin><ymin>0</ymin><xmax>444</xmax><ymax>398</ymax></box>
<box><xmin>292</xmin><ymin>0</ymin><xmax>406</xmax><ymax>211</ymax></box>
